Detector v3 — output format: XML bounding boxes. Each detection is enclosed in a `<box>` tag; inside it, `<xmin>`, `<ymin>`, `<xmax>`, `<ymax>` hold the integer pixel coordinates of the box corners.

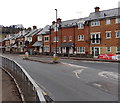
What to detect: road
<box><xmin>2</xmin><ymin>54</ymin><xmax>119</xmax><ymax>101</ymax></box>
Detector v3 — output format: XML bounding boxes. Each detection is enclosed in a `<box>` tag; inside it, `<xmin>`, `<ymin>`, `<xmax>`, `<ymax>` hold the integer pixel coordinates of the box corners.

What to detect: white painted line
<box><xmin>62</xmin><ymin>62</ymin><xmax>88</xmax><ymax>69</ymax></box>
<box><xmin>93</xmin><ymin>83</ymin><xmax>102</xmax><ymax>87</ymax></box>
<box><xmin>73</xmin><ymin>69</ymin><xmax>84</xmax><ymax>79</ymax></box>
<box><xmin>98</xmin><ymin>71</ymin><xmax>119</xmax><ymax>80</ymax></box>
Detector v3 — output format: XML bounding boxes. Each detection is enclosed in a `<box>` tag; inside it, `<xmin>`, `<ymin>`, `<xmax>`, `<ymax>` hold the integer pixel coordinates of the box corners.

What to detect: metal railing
<box><xmin>0</xmin><ymin>55</ymin><xmax>46</xmax><ymax>103</ymax></box>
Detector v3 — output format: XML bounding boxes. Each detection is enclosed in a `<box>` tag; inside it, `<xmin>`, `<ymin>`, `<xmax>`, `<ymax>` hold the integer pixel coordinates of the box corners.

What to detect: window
<box><xmin>28</xmin><ymin>37</ymin><xmax>32</xmax><ymax>42</ymax></box>
<box><xmin>20</xmin><ymin>42</ymin><xmax>22</xmax><ymax>45</ymax></box>
<box><xmin>91</xmin><ymin>20</ymin><xmax>100</xmax><ymax>26</ymax></box>
<box><xmin>91</xmin><ymin>33</ymin><xmax>100</xmax><ymax>44</ymax></box>
<box><xmin>38</xmin><ymin>35</ymin><xmax>42</xmax><ymax>41</ymax></box>
<box><xmin>44</xmin><ymin>46</ymin><xmax>49</xmax><ymax>52</ymax></box>
<box><xmin>63</xmin><ymin>36</ymin><xmax>66</xmax><ymax>42</ymax></box>
<box><xmin>116</xmin><ymin>31</ymin><xmax>120</xmax><ymax>38</ymax></box>
<box><xmin>78</xmin><ymin>23</ymin><xmax>84</xmax><ymax>29</ymax></box>
<box><xmin>106</xmin><ymin>47</ymin><xmax>111</xmax><ymax>52</ymax></box>
<box><xmin>77</xmin><ymin>47</ymin><xmax>85</xmax><ymax>53</ymax></box>
<box><xmin>106</xmin><ymin>19</ymin><xmax>110</xmax><ymax>25</ymax></box>
<box><xmin>69</xmin><ymin>36</ymin><xmax>72</xmax><ymax>41</ymax></box>
<box><xmin>116</xmin><ymin>47</ymin><xmax>120</xmax><ymax>53</ymax></box>
<box><xmin>78</xmin><ymin>35</ymin><xmax>84</xmax><ymax>41</ymax></box>
<box><xmin>53</xmin><ymin>47</ymin><xmax>59</xmax><ymax>53</ymax></box>
<box><xmin>106</xmin><ymin>32</ymin><xmax>111</xmax><ymax>38</ymax></box>
<box><xmin>116</xmin><ymin>18</ymin><xmax>120</xmax><ymax>23</ymax></box>
<box><xmin>44</xmin><ymin>36</ymin><xmax>49</xmax><ymax>42</ymax></box>
<box><xmin>53</xmin><ymin>37</ymin><xmax>58</xmax><ymax>42</ymax></box>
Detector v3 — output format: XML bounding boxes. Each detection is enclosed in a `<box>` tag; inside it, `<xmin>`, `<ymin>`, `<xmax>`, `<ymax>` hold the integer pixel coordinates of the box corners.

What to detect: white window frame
<box><xmin>78</xmin><ymin>35</ymin><xmax>84</xmax><ymax>41</ymax></box>
<box><xmin>91</xmin><ymin>20</ymin><xmax>100</xmax><ymax>26</ymax></box>
<box><xmin>53</xmin><ymin>36</ymin><xmax>58</xmax><ymax>42</ymax></box>
<box><xmin>69</xmin><ymin>36</ymin><xmax>72</xmax><ymax>41</ymax></box>
<box><xmin>116</xmin><ymin>31</ymin><xmax>120</xmax><ymax>38</ymax></box>
<box><xmin>44</xmin><ymin>36</ymin><xmax>49</xmax><ymax>42</ymax></box>
<box><xmin>115</xmin><ymin>18</ymin><xmax>120</xmax><ymax>24</ymax></box>
<box><xmin>77</xmin><ymin>47</ymin><xmax>85</xmax><ymax>54</ymax></box>
<box><xmin>106</xmin><ymin>47</ymin><xmax>111</xmax><ymax>52</ymax></box>
<box><xmin>78</xmin><ymin>23</ymin><xmax>84</xmax><ymax>29</ymax></box>
<box><xmin>38</xmin><ymin>35</ymin><xmax>42</xmax><ymax>41</ymax></box>
<box><xmin>53</xmin><ymin>47</ymin><xmax>60</xmax><ymax>53</ymax></box>
<box><xmin>91</xmin><ymin>33</ymin><xmax>100</xmax><ymax>44</ymax></box>
<box><xmin>44</xmin><ymin>46</ymin><xmax>49</xmax><ymax>52</ymax></box>
<box><xmin>28</xmin><ymin>37</ymin><xmax>32</xmax><ymax>42</ymax></box>
<box><xmin>106</xmin><ymin>31</ymin><xmax>111</xmax><ymax>39</ymax></box>
<box><xmin>116</xmin><ymin>47</ymin><xmax>120</xmax><ymax>53</ymax></box>
<box><xmin>54</xmin><ymin>26</ymin><xmax>58</xmax><ymax>32</ymax></box>
<box><xmin>106</xmin><ymin>18</ymin><xmax>110</xmax><ymax>25</ymax></box>
<box><xmin>63</xmin><ymin>36</ymin><xmax>66</xmax><ymax>42</ymax></box>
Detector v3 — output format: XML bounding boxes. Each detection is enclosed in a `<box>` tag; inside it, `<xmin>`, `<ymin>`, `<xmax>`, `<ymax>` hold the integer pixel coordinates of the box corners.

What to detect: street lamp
<box><xmin>55</xmin><ymin>9</ymin><xmax>57</xmax><ymax>54</ymax></box>
<box><xmin>53</xmin><ymin>9</ymin><xmax>58</xmax><ymax>63</ymax></box>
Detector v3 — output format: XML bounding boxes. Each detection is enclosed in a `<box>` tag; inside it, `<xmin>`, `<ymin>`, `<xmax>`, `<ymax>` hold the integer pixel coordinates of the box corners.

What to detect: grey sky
<box><xmin>1</xmin><ymin>0</ymin><xmax>120</xmax><ymax>28</ymax></box>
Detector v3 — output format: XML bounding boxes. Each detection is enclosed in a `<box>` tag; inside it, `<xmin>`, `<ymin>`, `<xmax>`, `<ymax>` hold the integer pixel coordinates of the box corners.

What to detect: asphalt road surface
<box><xmin>2</xmin><ymin>54</ymin><xmax>119</xmax><ymax>101</ymax></box>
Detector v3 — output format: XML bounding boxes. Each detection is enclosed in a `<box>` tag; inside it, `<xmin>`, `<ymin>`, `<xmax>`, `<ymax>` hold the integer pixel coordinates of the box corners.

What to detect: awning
<box><xmin>61</xmin><ymin>43</ymin><xmax>74</xmax><ymax>47</ymax></box>
<box><xmin>32</xmin><ymin>41</ymin><xmax>43</xmax><ymax>47</ymax></box>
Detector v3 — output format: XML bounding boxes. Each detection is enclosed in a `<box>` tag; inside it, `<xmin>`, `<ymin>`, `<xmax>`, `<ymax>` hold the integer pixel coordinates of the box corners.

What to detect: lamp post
<box><xmin>53</xmin><ymin>9</ymin><xmax>58</xmax><ymax>63</ymax></box>
<box><xmin>55</xmin><ymin>9</ymin><xmax>57</xmax><ymax>54</ymax></box>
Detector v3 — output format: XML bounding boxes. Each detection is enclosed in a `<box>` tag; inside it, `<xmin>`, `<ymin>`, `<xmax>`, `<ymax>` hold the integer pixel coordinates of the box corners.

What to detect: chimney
<box><xmin>52</xmin><ymin>21</ymin><xmax>56</xmax><ymax>25</ymax></box>
<box><xmin>94</xmin><ymin>7</ymin><xmax>100</xmax><ymax>12</ymax></box>
<box><xmin>57</xmin><ymin>18</ymin><xmax>61</xmax><ymax>23</ymax></box>
<box><xmin>33</xmin><ymin>26</ymin><xmax>37</xmax><ymax>29</ymax></box>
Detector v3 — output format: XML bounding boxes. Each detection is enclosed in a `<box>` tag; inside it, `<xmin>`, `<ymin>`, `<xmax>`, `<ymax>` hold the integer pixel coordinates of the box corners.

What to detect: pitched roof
<box><xmin>88</xmin><ymin>8</ymin><xmax>120</xmax><ymax>20</ymax></box>
<box><xmin>37</xmin><ymin>25</ymin><xmax>50</xmax><ymax>35</ymax></box>
<box><xmin>26</xmin><ymin>28</ymin><xmax>42</xmax><ymax>37</ymax></box>
<box><xmin>60</xmin><ymin>19</ymin><xmax>78</xmax><ymax>27</ymax></box>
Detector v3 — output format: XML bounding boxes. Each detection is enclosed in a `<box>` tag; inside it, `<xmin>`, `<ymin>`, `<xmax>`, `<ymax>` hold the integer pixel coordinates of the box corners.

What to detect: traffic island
<box><xmin>25</xmin><ymin>57</ymin><xmax>60</xmax><ymax>64</ymax></box>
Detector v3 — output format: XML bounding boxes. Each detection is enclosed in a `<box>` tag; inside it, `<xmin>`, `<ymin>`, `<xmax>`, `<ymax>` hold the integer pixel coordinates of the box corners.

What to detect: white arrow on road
<box><xmin>73</xmin><ymin>69</ymin><xmax>84</xmax><ymax>79</ymax></box>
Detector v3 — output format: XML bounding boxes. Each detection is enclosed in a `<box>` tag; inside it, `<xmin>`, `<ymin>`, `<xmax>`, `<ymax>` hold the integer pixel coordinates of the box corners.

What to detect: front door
<box><xmin>92</xmin><ymin>47</ymin><xmax>100</xmax><ymax>57</ymax></box>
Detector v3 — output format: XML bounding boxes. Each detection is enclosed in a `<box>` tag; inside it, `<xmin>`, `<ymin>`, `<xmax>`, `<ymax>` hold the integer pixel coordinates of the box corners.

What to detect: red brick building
<box><xmin>88</xmin><ymin>7</ymin><xmax>120</xmax><ymax>57</ymax></box>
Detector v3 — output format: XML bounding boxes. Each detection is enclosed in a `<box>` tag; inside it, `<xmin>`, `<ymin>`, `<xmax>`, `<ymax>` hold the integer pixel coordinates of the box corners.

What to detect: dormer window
<box><xmin>54</xmin><ymin>27</ymin><xmax>58</xmax><ymax>32</ymax></box>
<box><xmin>91</xmin><ymin>20</ymin><xmax>100</xmax><ymax>26</ymax></box>
<box><xmin>28</xmin><ymin>37</ymin><xmax>32</xmax><ymax>42</ymax></box>
<box><xmin>78</xmin><ymin>23</ymin><xmax>84</xmax><ymax>29</ymax></box>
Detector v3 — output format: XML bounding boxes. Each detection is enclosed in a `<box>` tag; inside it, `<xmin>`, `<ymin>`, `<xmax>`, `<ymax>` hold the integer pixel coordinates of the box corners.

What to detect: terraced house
<box><xmin>2</xmin><ymin>6</ymin><xmax>120</xmax><ymax>58</ymax></box>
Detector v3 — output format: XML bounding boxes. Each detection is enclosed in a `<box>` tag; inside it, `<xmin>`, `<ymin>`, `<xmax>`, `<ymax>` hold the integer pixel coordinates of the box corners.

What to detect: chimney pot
<box><xmin>27</xmin><ymin>27</ymin><xmax>31</xmax><ymax>31</ymax></box>
<box><xmin>94</xmin><ymin>7</ymin><xmax>100</xmax><ymax>12</ymax></box>
<box><xmin>52</xmin><ymin>21</ymin><xmax>56</xmax><ymax>25</ymax></box>
<box><xmin>33</xmin><ymin>26</ymin><xmax>37</xmax><ymax>29</ymax></box>
<box><xmin>57</xmin><ymin>18</ymin><xmax>61</xmax><ymax>23</ymax></box>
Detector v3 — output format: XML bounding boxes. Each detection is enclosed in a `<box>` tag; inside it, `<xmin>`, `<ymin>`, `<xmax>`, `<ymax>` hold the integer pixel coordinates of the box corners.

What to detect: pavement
<box><xmin>0</xmin><ymin>68</ymin><xmax>21</xmax><ymax>102</ymax></box>
<box><xmin>24</xmin><ymin>54</ymin><xmax>120</xmax><ymax>64</ymax></box>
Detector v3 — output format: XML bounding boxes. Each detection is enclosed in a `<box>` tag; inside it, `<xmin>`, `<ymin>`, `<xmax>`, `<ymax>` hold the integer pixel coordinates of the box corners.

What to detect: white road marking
<box><xmin>61</xmin><ymin>62</ymin><xmax>88</xmax><ymax>69</ymax></box>
<box><xmin>73</xmin><ymin>69</ymin><xmax>84</xmax><ymax>79</ymax></box>
<box><xmin>81</xmin><ymin>61</ymin><xmax>118</xmax><ymax>64</ymax></box>
<box><xmin>98</xmin><ymin>71</ymin><xmax>119</xmax><ymax>80</ymax></box>
<box><xmin>93</xmin><ymin>83</ymin><xmax>102</xmax><ymax>87</ymax></box>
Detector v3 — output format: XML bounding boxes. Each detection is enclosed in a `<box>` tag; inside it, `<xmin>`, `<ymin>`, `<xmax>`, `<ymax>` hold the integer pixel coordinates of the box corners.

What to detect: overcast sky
<box><xmin>1</xmin><ymin>0</ymin><xmax>120</xmax><ymax>28</ymax></box>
